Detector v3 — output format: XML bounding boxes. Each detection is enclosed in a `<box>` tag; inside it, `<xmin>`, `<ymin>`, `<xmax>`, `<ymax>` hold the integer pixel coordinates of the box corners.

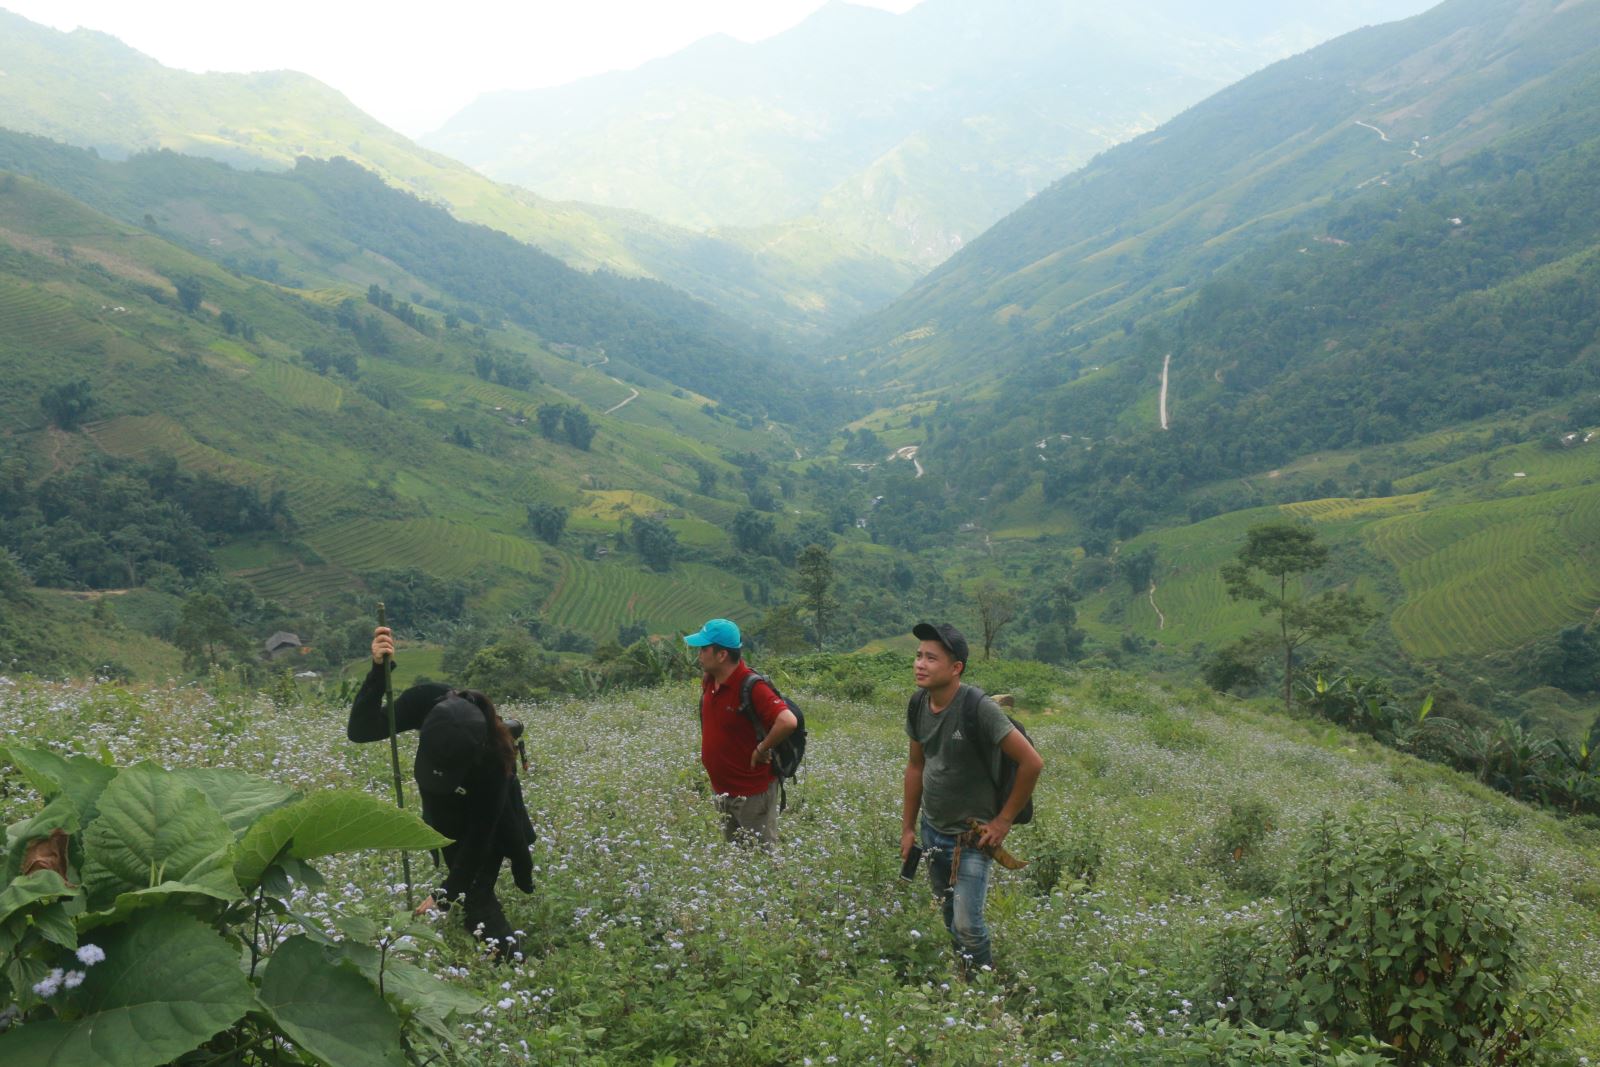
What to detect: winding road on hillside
<box><xmin>603</xmin><ymin>383</ymin><xmax>640</xmax><ymax>414</ymax></box>
<box><xmin>1159</xmin><ymin>353</ymin><xmax>1171</xmax><ymax>430</ymax></box>
<box><xmin>891</xmin><ymin>445</ymin><xmax>924</xmax><ymax>477</ymax></box>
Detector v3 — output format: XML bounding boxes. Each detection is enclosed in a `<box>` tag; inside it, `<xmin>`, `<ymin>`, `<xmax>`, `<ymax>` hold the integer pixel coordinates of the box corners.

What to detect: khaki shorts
<box><xmin>713</xmin><ymin>779</ymin><xmax>780</xmax><ymax>845</ymax></box>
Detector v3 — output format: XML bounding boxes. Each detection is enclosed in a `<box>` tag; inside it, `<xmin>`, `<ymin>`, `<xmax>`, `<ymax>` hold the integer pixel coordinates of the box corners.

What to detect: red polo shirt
<box><xmin>700</xmin><ymin>661</ymin><xmax>787</xmax><ymax>797</ymax></box>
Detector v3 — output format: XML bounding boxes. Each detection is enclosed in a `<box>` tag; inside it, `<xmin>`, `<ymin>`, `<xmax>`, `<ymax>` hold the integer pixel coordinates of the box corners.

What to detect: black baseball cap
<box><xmin>913</xmin><ymin>622</ymin><xmax>969</xmax><ymax>666</ymax></box>
<box><xmin>413</xmin><ymin>696</ymin><xmax>488</xmax><ymax>796</ymax></box>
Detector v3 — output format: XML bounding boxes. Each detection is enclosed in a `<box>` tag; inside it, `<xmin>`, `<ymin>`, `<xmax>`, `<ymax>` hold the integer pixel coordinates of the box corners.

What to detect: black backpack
<box><xmin>908</xmin><ymin>684</ymin><xmax>1034</xmax><ymax>825</ymax></box>
<box><xmin>738</xmin><ymin>672</ymin><xmax>807</xmax><ymax>810</ymax></box>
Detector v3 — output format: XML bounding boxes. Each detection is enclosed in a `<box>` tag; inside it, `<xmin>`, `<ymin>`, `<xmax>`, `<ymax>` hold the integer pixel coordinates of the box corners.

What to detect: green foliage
<box><xmin>0</xmin><ymin>746</ymin><xmax>463</xmax><ymax>1067</ymax></box>
<box><xmin>795</xmin><ymin>544</ymin><xmax>836</xmax><ymax>651</ymax></box>
<box><xmin>1216</xmin><ymin>811</ymin><xmax>1566</xmax><ymax>1065</ymax></box>
<box><xmin>631</xmin><ymin>515</ymin><xmax>678</xmax><ymax>573</ymax></box>
<box><xmin>524</xmin><ymin>502</ymin><xmax>568</xmax><ymax>546</ymax></box>
<box><xmin>1222</xmin><ymin>523</ymin><xmax>1376</xmax><ymax>711</ymax></box>
<box><xmin>1207</xmin><ymin>797</ymin><xmax>1279</xmax><ymax>894</ymax></box>
<box><xmin>37</xmin><ymin>378</ymin><xmax>93</xmax><ymax>431</ymax></box>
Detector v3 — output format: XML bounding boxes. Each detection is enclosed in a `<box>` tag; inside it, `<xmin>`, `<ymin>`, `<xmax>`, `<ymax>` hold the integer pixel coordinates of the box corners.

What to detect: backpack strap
<box><xmin>737</xmin><ymin>672</ymin><xmax>772</xmax><ymax>740</ymax></box>
<box><xmin>905</xmin><ymin>689</ymin><xmax>927</xmax><ymax>737</ymax></box>
<box><xmin>958</xmin><ymin>685</ymin><xmax>1005</xmax><ymax>794</ymax></box>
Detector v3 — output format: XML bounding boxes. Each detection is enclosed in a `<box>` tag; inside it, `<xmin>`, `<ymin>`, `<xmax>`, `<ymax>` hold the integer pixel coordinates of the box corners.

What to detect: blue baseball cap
<box><xmin>684</xmin><ymin>618</ymin><xmax>741</xmax><ymax>648</ymax></box>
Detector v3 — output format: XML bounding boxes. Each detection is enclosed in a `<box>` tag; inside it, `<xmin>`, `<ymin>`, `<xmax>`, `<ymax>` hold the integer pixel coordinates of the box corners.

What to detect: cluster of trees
<box><xmin>0</xmin><ymin>453</ymin><xmax>290</xmax><ymax>589</ymax></box>
<box><xmin>1293</xmin><ymin>671</ymin><xmax>1600</xmax><ymax>817</ymax></box>
<box><xmin>472</xmin><ymin>351</ymin><xmax>537</xmax><ymax>391</ymax></box>
<box><xmin>535</xmin><ymin>404</ymin><xmax>595</xmax><ymax>451</ymax></box>
<box><xmin>365</xmin><ymin>284</ymin><xmax>436</xmax><ymax>337</ymax></box>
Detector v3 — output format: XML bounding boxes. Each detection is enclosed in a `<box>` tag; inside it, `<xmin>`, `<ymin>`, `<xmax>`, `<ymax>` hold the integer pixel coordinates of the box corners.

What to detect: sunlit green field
<box><xmin>3</xmin><ymin>669</ymin><xmax>1596</xmax><ymax>1064</ymax></box>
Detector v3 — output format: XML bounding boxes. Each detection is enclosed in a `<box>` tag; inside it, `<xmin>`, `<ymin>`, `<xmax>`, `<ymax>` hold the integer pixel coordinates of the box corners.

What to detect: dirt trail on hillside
<box><xmin>1148</xmin><ymin>582</ymin><xmax>1166</xmax><ymax>630</ymax></box>
<box><xmin>1159</xmin><ymin>353</ymin><xmax>1171</xmax><ymax>430</ymax></box>
<box><xmin>603</xmin><ymin>381</ymin><xmax>640</xmax><ymax>414</ymax></box>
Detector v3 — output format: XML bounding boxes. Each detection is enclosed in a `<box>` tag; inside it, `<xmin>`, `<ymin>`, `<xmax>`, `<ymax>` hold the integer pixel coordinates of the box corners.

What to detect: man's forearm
<box><xmin>756</xmin><ymin>712</ymin><xmax>798</xmax><ymax>753</ymax></box>
<box><xmin>902</xmin><ymin>764</ymin><xmax>923</xmax><ymax>832</ymax></box>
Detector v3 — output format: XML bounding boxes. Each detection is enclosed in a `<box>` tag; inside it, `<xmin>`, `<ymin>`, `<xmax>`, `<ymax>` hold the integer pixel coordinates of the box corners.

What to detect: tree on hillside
<box><xmin>1117</xmin><ymin>545</ymin><xmax>1158</xmax><ymax>594</ymax></box>
<box><xmin>753</xmin><ymin>602</ymin><xmax>809</xmax><ymax>655</ymax></box>
<box><xmin>795</xmin><ymin>544</ymin><xmax>837</xmax><ymax>652</ymax></box>
<box><xmin>175</xmin><ymin>276</ymin><xmax>204</xmax><ymax>314</ymax></box>
<box><xmin>973</xmin><ymin>580</ymin><xmax>1019</xmax><ymax>661</ymax></box>
<box><xmin>562</xmin><ymin>407</ymin><xmax>595</xmax><ymax>451</ymax></box>
<box><xmin>40</xmin><ymin>378</ymin><xmax>95</xmax><ymax>431</ymax></box>
<box><xmin>731</xmin><ymin>509</ymin><xmax>775</xmax><ymax>556</ymax></box>
<box><xmin>1220</xmin><ymin>521</ymin><xmax>1375</xmax><ymax>713</ymax></box>
<box><xmin>632</xmin><ymin>516</ymin><xmax>677</xmax><ymax>572</ymax></box>
<box><xmin>526</xmin><ymin>502</ymin><xmax>569</xmax><ymax>546</ymax></box>
<box><xmin>173</xmin><ymin>592</ymin><xmax>245</xmax><ymax>670</ymax></box>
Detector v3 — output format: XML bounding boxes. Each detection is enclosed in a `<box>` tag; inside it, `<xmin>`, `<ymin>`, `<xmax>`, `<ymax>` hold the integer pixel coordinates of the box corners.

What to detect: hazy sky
<box><xmin>5</xmin><ymin>1</ymin><xmax>924</xmax><ymax>137</ymax></box>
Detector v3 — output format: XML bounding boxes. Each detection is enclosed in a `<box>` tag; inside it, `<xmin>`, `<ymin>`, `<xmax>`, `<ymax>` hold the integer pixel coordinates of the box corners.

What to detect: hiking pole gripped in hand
<box><xmin>378</xmin><ymin>602</ymin><xmax>415</xmax><ymax>910</ymax></box>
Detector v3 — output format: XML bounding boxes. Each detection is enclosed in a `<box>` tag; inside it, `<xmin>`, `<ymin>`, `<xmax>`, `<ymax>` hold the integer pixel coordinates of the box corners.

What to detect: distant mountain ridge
<box><xmin>0</xmin><ymin>7</ymin><xmax>908</xmax><ymax>338</ymax></box>
<box><xmin>427</xmin><ymin>0</ymin><xmax>1436</xmax><ymax>268</ymax></box>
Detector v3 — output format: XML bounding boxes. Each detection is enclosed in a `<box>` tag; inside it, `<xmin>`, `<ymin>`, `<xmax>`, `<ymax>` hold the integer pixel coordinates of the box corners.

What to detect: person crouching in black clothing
<box><xmin>347</xmin><ymin>626</ymin><xmax>536</xmax><ymax>957</ymax></box>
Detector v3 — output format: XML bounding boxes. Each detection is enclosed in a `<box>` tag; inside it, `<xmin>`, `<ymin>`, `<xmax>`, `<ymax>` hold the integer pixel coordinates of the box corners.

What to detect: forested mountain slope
<box><xmin>0</xmin><ymin>9</ymin><xmax>905</xmax><ymax>338</ymax></box>
<box><xmin>837</xmin><ymin>0</ymin><xmax>1600</xmax><ymax>388</ymax></box>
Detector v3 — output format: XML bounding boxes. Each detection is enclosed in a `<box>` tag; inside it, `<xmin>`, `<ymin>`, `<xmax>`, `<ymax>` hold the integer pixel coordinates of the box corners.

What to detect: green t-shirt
<box><xmin>907</xmin><ymin>684</ymin><xmax>1014</xmax><ymax>834</ymax></box>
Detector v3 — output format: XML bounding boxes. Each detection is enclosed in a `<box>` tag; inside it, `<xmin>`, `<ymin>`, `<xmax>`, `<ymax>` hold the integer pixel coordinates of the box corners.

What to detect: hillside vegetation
<box><xmin>0</xmin><ymin>167</ymin><xmax>823</xmax><ymax>674</ymax></box>
<box><xmin>1</xmin><ymin>663</ymin><xmax>1595</xmax><ymax>1063</ymax></box>
<box><xmin>828</xmin><ymin>0</ymin><xmax>1600</xmax><ymax>720</ymax></box>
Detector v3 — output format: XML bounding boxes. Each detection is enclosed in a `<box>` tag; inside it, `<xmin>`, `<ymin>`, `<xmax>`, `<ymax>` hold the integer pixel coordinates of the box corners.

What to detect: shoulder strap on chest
<box><xmin>906</xmin><ymin>688</ymin><xmax>928</xmax><ymax>733</ymax></box>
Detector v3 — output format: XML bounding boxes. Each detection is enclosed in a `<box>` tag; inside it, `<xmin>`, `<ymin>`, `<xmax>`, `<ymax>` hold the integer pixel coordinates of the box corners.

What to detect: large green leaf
<box><xmin>0</xmin><ymin>746</ymin><xmax>116</xmax><ymax>824</ymax></box>
<box><xmin>4</xmin><ymin>795</ymin><xmax>81</xmax><ymax>883</ymax></box>
<box><xmin>78</xmin><ymin>880</ymin><xmax>243</xmax><ymax>934</ymax></box>
<box><xmin>81</xmin><ymin>764</ymin><xmax>239</xmax><ymax>910</ymax></box>
<box><xmin>256</xmin><ymin>935</ymin><xmax>407</xmax><ymax>1067</ymax></box>
<box><xmin>0</xmin><ymin>909</ymin><xmax>254</xmax><ymax>1067</ymax></box>
<box><xmin>0</xmin><ymin>870</ymin><xmax>77</xmax><ymax>929</ymax></box>
<box><xmin>169</xmin><ymin>768</ymin><xmax>296</xmax><ymax>836</ymax></box>
<box><xmin>0</xmin><ymin>870</ymin><xmax>82</xmax><ymax>958</ymax></box>
<box><xmin>233</xmin><ymin>790</ymin><xmax>448</xmax><ymax>890</ymax></box>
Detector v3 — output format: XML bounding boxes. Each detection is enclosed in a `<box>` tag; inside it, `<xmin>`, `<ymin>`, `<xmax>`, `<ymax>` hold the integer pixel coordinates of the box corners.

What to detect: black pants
<box><xmin>438</xmin><ymin>839</ymin><xmax>514</xmax><ymax>946</ymax></box>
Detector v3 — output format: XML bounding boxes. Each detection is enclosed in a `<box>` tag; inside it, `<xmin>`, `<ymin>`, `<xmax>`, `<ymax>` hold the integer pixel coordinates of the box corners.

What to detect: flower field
<box><xmin>2</xmin><ymin>669</ymin><xmax>1598</xmax><ymax>1064</ymax></box>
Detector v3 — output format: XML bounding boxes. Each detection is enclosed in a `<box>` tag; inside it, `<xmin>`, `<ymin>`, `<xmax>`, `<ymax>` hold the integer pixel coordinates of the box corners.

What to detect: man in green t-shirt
<box><xmin>901</xmin><ymin>622</ymin><xmax>1043</xmax><ymax>973</ymax></box>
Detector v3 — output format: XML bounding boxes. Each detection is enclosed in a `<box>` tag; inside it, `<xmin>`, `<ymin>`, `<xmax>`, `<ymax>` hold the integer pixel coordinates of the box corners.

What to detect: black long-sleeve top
<box><xmin>347</xmin><ymin>662</ymin><xmax>534</xmax><ymax>895</ymax></box>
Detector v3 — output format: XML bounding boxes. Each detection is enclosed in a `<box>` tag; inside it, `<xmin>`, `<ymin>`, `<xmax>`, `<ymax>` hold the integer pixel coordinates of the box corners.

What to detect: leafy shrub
<box><xmin>1214</xmin><ymin>810</ymin><xmax>1568</xmax><ymax>1065</ymax></box>
<box><xmin>0</xmin><ymin>745</ymin><xmax>475</xmax><ymax>1066</ymax></box>
<box><xmin>1028</xmin><ymin>810</ymin><xmax>1105</xmax><ymax>895</ymax></box>
<box><xmin>1208</xmin><ymin>796</ymin><xmax>1279</xmax><ymax>894</ymax></box>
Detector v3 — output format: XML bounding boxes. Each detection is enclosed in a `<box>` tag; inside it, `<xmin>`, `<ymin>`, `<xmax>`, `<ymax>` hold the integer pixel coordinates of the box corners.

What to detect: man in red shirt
<box><xmin>685</xmin><ymin>618</ymin><xmax>798</xmax><ymax>845</ymax></box>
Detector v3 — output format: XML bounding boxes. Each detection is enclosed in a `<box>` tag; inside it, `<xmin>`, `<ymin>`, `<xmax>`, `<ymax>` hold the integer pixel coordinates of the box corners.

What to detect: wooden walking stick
<box><xmin>378</xmin><ymin>602</ymin><xmax>415</xmax><ymax>909</ymax></box>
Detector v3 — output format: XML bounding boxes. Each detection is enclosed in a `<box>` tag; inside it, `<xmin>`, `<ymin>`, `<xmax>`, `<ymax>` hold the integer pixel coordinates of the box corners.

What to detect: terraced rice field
<box><xmin>1279</xmin><ymin>492</ymin><xmax>1431</xmax><ymax>524</ymax></box>
<box><xmin>236</xmin><ymin>560</ymin><xmax>364</xmax><ymax>603</ymax></box>
<box><xmin>543</xmin><ymin>554</ymin><xmax>748</xmax><ymax>636</ymax></box>
<box><xmin>0</xmin><ymin>280</ymin><xmax>94</xmax><ymax>350</ymax></box>
<box><xmin>251</xmin><ymin>359</ymin><xmax>343</xmax><ymax>412</ymax></box>
<box><xmin>305</xmin><ymin>517</ymin><xmax>544</xmax><ymax>580</ymax></box>
<box><xmin>1366</xmin><ymin>483</ymin><xmax>1600</xmax><ymax>658</ymax></box>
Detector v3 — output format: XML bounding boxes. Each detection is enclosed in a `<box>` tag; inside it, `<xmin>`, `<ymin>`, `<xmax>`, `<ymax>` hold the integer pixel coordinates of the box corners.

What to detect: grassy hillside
<box><xmin>0</xmin><ymin>170</ymin><xmax>809</xmax><ymax>664</ymax></box>
<box><xmin>0</xmin><ymin>9</ymin><xmax>906</xmax><ymax>338</ymax></box>
<box><xmin>2</xmin><ymin>665</ymin><xmax>1596</xmax><ymax>1061</ymax></box>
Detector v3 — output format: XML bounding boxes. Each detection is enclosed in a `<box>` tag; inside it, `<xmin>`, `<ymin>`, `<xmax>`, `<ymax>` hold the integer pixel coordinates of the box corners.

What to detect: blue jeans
<box><xmin>922</xmin><ymin>819</ymin><xmax>993</xmax><ymax>971</ymax></box>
